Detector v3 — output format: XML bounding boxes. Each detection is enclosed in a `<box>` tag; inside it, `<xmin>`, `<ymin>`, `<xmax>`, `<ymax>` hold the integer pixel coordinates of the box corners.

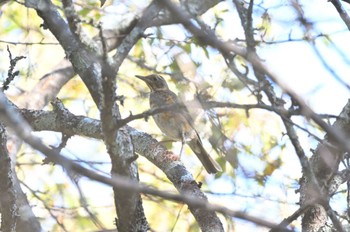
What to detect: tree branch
<box><xmin>330</xmin><ymin>0</ymin><xmax>350</xmax><ymax>31</ymax></box>
<box><xmin>160</xmin><ymin>0</ymin><xmax>350</xmax><ymax>160</ymax></box>
<box><xmin>0</xmin><ymin>124</ymin><xmax>17</xmax><ymax>232</ymax></box>
<box><xmin>0</xmin><ymin>93</ymin><xmax>292</xmax><ymax>231</ymax></box>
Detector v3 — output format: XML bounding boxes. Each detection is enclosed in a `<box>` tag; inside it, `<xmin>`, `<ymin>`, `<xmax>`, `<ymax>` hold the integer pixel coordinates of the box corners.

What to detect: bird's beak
<box><xmin>135</xmin><ymin>75</ymin><xmax>148</xmax><ymax>82</ymax></box>
<box><xmin>135</xmin><ymin>75</ymin><xmax>153</xmax><ymax>90</ymax></box>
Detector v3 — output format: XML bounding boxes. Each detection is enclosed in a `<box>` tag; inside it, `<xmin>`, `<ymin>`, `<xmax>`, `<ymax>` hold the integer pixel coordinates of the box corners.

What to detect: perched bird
<box><xmin>135</xmin><ymin>74</ymin><xmax>222</xmax><ymax>174</ymax></box>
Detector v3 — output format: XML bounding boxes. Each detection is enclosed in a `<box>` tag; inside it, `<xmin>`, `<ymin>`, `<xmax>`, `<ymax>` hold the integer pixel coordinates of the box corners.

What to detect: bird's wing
<box><xmin>165</xmin><ymin>90</ymin><xmax>197</xmax><ymax>128</ymax></box>
<box><xmin>150</xmin><ymin>89</ymin><xmax>199</xmax><ymax>137</ymax></box>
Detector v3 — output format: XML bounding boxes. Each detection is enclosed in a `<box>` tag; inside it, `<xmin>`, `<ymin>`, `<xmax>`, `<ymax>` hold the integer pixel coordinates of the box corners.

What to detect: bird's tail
<box><xmin>188</xmin><ymin>138</ymin><xmax>222</xmax><ymax>174</ymax></box>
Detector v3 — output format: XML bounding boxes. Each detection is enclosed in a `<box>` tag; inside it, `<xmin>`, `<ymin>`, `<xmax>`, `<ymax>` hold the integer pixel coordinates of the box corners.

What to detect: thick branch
<box><xmin>330</xmin><ymin>0</ymin><xmax>350</xmax><ymax>31</ymax></box>
<box><xmin>0</xmin><ymin>124</ymin><xmax>17</xmax><ymax>232</ymax></box>
<box><xmin>300</xmin><ymin>100</ymin><xmax>350</xmax><ymax>231</ymax></box>
<box><xmin>18</xmin><ymin>0</ymin><xmax>220</xmax><ymax>110</ymax></box>
<box><xmin>25</xmin><ymin>0</ymin><xmax>104</xmax><ymax>107</ymax></box>
<box><xmin>111</xmin><ymin>130</ymin><xmax>149</xmax><ymax>231</ymax></box>
<box><xmin>0</xmin><ymin>94</ymin><xmax>290</xmax><ymax>231</ymax></box>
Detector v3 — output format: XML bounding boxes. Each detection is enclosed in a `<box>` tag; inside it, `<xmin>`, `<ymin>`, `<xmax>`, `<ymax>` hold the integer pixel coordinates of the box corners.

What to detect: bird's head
<box><xmin>135</xmin><ymin>74</ymin><xmax>169</xmax><ymax>91</ymax></box>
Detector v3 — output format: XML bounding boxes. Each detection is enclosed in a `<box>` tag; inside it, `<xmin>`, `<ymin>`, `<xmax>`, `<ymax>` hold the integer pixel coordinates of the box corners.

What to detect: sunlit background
<box><xmin>0</xmin><ymin>0</ymin><xmax>349</xmax><ymax>231</ymax></box>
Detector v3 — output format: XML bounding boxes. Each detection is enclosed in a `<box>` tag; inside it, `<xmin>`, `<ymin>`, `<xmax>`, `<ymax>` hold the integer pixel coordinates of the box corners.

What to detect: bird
<box><xmin>135</xmin><ymin>74</ymin><xmax>222</xmax><ymax>174</ymax></box>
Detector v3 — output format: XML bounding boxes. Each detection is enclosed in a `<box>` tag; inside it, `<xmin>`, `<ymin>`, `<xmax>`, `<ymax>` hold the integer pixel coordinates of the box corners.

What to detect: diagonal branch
<box><xmin>160</xmin><ymin>0</ymin><xmax>350</xmax><ymax>156</ymax></box>
<box><xmin>0</xmin><ymin>92</ymin><xmax>293</xmax><ymax>231</ymax></box>
<box><xmin>330</xmin><ymin>0</ymin><xmax>350</xmax><ymax>31</ymax></box>
<box><xmin>18</xmin><ymin>0</ymin><xmax>221</xmax><ymax>110</ymax></box>
<box><xmin>25</xmin><ymin>0</ymin><xmax>104</xmax><ymax>107</ymax></box>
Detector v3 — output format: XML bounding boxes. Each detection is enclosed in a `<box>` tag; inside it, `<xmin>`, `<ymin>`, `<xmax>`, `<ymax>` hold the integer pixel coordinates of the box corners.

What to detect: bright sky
<box><xmin>262</xmin><ymin>0</ymin><xmax>350</xmax><ymax>115</ymax></box>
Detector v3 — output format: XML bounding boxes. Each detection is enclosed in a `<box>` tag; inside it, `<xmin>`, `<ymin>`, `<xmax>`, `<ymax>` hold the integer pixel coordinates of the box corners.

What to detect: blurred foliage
<box><xmin>0</xmin><ymin>0</ymin><xmax>331</xmax><ymax>231</ymax></box>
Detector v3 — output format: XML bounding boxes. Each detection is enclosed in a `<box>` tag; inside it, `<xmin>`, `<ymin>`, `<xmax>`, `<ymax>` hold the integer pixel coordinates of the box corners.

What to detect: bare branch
<box><xmin>160</xmin><ymin>0</ymin><xmax>350</xmax><ymax>155</ymax></box>
<box><xmin>330</xmin><ymin>0</ymin><xmax>350</xmax><ymax>31</ymax></box>
<box><xmin>0</xmin><ymin>92</ymin><xmax>292</xmax><ymax>231</ymax></box>
<box><xmin>0</xmin><ymin>124</ymin><xmax>17</xmax><ymax>232</ymax></box>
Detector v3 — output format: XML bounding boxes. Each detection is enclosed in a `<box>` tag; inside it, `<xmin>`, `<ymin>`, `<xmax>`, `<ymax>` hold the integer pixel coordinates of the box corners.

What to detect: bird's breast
<box><xmin>149</xmin><ymin>91</ymin><xmax>194</xmax><ymax>141</ymax></box>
